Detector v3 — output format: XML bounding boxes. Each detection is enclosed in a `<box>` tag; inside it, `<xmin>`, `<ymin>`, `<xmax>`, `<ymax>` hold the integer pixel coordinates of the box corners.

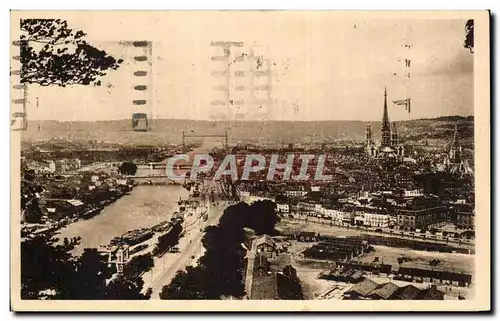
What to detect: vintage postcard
<box><xmin>10</xmin><ymin>11</ymin><xmax>490</xmax><ymax>312</ymax></box>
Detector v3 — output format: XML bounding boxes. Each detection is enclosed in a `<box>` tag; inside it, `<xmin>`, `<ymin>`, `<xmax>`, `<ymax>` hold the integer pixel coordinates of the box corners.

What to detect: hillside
<box><xmin>21</xmin><ymin>117</ymin><xmax>474</xmax><ymax>147</ymax></box>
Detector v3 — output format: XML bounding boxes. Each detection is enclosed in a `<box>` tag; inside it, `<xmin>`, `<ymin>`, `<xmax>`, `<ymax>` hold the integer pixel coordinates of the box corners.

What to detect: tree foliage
<box><xmin>21</xmin><ymin>167</ymin><xmax>44</xmax><ymax>223</ymax></box>
<box><xmin>464</xmin><ymin>19</ymin><xmax>474</xmax><ymax>53</ymax></box>
<box><xmin>20</xmin><ymin>19</ymin><xmax>123</xmax><ymax>87</ymax></box>
<box><xmin>21</xmin><ymin>232</ymin><xmax>151</xmax><ymax>300</ymax></box>
<box><xmin>60</xmin><ymin>248</ymin><xmax>110</xmax><ymax>299</ymax></box>
<box><xmin>124</xmin><ymin>253</ymin><xmax>154</xmax><ymax>278</ymax></box>
<box><xmin>246</xmin><ymin>200</ymin><xmax>280</xmax><ymax>235</ymax></box>
<box><xmin>118</xmin><ymin>162</ymin><xmax>138</xmax><ymax>176</ymax></box>
<box><xmin>159</xmin><ymin>266</ymin><xmax>206</xmax><ymax>300</ymax></box>
<box><xmin>160</xmin><ymin>200</ymin><xmax>280</xmax><ymax>300</ymax></box>
<box><xmin>106</xmin><ymin>275</ymin><xmax>152</xmax><ymax>300</ymax></box>
<box><xmin>23</xmin><ymin>197</ymin><xmax>43</xmax><ymax>224</ymax></box>
<box><xmin>21</xmin><ymin>233</ymin><xmax>77</xmax><ymax>299</ymax></box>
<box><xmin>152</xmin><ymin>222</ymin><xmax>182</xmax><ymax>257</ymax></box>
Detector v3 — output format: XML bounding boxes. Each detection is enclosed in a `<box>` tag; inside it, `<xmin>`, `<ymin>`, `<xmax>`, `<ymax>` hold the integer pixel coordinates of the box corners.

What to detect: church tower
<box><xmin>365</xmin><ymin>124</ymin><xmax>375</xmax><ymax>157</ymax></box>
<box><xmin>446</xmin><ymin>122</ymin><xmax>472</xmax><ymax>176</ymax></box>
<box><xmin>381</xmin><ymin>87</ymin><xmax>392</xmax><ymax>147</ymax></box>
<box><xmin>365</xmin><ymin>124</ymin><xmax>373</xmax><ymax>146</ymax></box>
<box><xmin>391</xmin><ymin>122</ymin><xmax>399</xmax><ymax>147</ymax></box>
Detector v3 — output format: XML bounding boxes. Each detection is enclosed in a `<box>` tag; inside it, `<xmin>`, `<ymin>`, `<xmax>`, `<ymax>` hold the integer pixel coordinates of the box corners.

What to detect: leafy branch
<box><xmin>19</xmin><ymin>19</ymin><xmax>123</xmax><ymax>87</ymax></box>
<box><xmin>464</xmin><ymin>19</ymin><xmax>474</xmax><ymax>53</ymax></box>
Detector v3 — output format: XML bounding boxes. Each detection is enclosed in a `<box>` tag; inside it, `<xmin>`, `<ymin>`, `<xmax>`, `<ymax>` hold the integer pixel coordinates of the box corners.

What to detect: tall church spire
<box><xmin>450</xmin><ymin>122</ymin><xmax>461</xmax><ymax>163</ymax></box>
<box><xmin>381</xmin><ymin>86</ymin><xmax>392</xmax><ymax>147</ymax></box>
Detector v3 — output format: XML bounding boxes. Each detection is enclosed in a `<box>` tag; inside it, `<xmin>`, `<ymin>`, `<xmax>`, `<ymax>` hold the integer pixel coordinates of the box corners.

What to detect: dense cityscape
<box><xmin>20</xmin><ymin>95</ymin><xmax>475</xmax><ymax>300</ymax></box>
<box><xmin>13</xmin><ymin>13</ymin><xmax>480</xmax><ymax>307</ymax></box>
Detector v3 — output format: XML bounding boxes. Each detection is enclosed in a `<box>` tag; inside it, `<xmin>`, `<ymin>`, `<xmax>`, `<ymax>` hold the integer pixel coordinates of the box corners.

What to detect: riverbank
<box><xmin>57</xmin><ymin>185</ymin><xmax>189</xmax><ymax>256</ymax></box>
<box><xmin>21</xmin><ymin>185</ymin><xmax>134</xmax><ymax>238</ymax></box>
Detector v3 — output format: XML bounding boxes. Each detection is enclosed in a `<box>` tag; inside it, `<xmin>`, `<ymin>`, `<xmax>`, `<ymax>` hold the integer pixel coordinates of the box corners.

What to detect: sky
<box><xmin>16</xmin><ymin>12</ymin><xmax>474</xmax><ymax>121</ymax></box>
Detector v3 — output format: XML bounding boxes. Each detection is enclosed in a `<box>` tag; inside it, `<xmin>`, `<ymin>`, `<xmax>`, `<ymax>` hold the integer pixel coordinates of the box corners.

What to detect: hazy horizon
<box><xmin>21</xmin><ymin>115</ymin><xmax>474</xmax><ymax>147</ymax></box>
<box><xmin>26</xmin><ymin>114</ymin><xmax>474</xmax><ymax>123</ymax></box>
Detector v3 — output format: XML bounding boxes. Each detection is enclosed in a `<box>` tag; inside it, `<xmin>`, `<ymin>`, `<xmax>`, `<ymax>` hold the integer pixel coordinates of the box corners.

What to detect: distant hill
<box><xmin>425</xmin><ymin>115</ymin><xmax>474</xmax><ymax>122</ymax></box>
<box><xmin>21</xmin><ymin>117</ymin><xmax>474</xmax><ymax>147</ymax></box>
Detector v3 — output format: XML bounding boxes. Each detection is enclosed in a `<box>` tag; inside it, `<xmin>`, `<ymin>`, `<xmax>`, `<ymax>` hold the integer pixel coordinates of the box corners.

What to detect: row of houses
<box><xmin>277</xmin><ymin>198</ymin><xmax>470</xmax><ymax>230</ymax></box>
<box><xmin>26</xmin><ymin>158</ymin><xmax>82</xmax><ymax>173</ymax></box>
<box><xmin>336</xmin><ymin>261</ymin><xmax>392</xmax><ymax>275</ymax></box>
<box><xmin>278</xmin><ymin>201</ymin><xmax>448</xmax><ymax>230</ymax></box>
<box><xmin>395</xmin><ymin>267</ymin><xmax>472</xmax><ymax>287</ymax></box>
<box><xmin>301</xmin><ymin>238</ymin><xmax>370</xmax><ymax>261</ymax></box>
<box><xmin>343</xmin><ymin>279</ymin><xmax>445</xmax><ymax>300</ymax></box>
<box><xmin>333</xmin><ymin>261</ymin><xmax>472</xmax><ymax>288</ymax></box>
<box><xmin>237</xmin><ymin>175</ymin><xmax>473</xmax><ymax>230</ymax></box>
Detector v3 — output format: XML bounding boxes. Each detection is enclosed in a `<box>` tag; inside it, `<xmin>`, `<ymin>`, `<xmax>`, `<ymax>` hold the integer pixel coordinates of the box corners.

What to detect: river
<box><xmin>58</xmin><ymin>185</ymin><xmax>189</xmax><ymax>256</ymax></box>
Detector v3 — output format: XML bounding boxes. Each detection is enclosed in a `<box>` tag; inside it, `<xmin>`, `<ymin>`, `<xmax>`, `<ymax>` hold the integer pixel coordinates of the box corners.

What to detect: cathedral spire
<box><xmin>382</xmin><ymin>87</ymin><xmax>389</xmax><ymax>128</ymax></box>
<box><xmin>453</xmin><ymin>122</ymin><xmax>459</xmax><ymax>147</ymax></box>
<box><xmin>450</xmin><ymin>122</ymin><xmax>461</xmax><ymax>163</ymax></box>
<box><xmin>381</xmin><ymin>86</ymin><xmax>391</xmax><ymax>147</ymax></box>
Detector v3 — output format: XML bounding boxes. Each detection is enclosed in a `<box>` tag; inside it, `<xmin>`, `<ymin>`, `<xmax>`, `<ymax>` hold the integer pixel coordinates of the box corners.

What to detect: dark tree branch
<box><xmin>464</xmin><ymin>19</ymin><xmax>474</xmax><ymax>53</ymax></box>
<box><xmin>19</xmin><ymin>18</ymin><xmax>122</xmax><ymax>87</ymax></box>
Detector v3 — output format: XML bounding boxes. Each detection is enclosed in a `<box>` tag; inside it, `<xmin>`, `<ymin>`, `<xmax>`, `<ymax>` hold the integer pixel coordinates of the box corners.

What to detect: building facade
<box><xmin>276</xmin><ymin>203</ymin><xmax>290</xmax><ymax>213</ymax></box>
<box><xmin>363</xmin><ymin>212</ymin><xmax>390</xmax><ymax>228</ymax></box>
<box><xmin>255</xmin><ymin>235</ymin><xmax>278</xmax><ymax>259</ymax></box>
<box><xmin>396</xmin><ymin>206</ymin><xmax>446</xmax><ymax>230</ymax></box>
<box><xmin>454</xmin><ymin>204</ymin><xmax>475</xmax><ymax>230</ymax></box>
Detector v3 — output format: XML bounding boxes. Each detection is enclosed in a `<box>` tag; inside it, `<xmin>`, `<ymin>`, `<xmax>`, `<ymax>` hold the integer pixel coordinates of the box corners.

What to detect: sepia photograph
<box><xmin>9</xmin><ymin>10</ymin><xmax>490</xmax><ymax>312</ymax></box>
